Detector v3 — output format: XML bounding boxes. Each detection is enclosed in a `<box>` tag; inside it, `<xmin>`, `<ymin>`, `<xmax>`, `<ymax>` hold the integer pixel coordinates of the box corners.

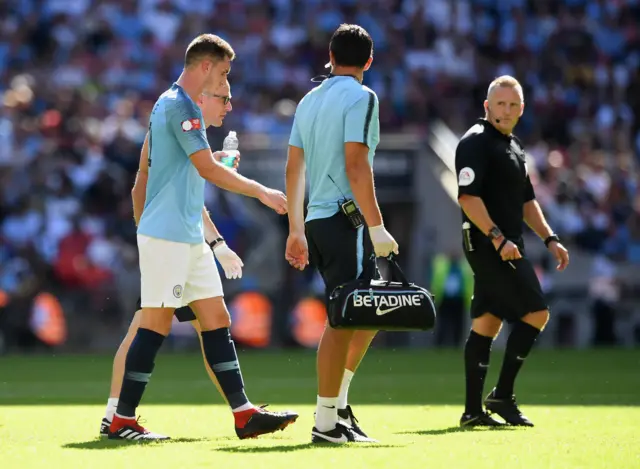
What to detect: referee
<box><xmin>285</xmin><ymin>24</ymin><xmax>397</xmax><ymax>444</ymax></box>
<box><xmin>455</xmin><ymin>75</ymin><xmax>569</xmax><ymax>427</ymax></box>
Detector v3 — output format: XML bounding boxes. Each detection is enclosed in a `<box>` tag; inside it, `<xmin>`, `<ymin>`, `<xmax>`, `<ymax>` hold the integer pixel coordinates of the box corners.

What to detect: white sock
<box><xmin>232</xmin><ymin>402</ymin><xmax>254</xmax><ymax>413</ymax></box>
<box><xmin>315</xmin><ymin>396</ymin><xmax>338</xmax><ymax>432</ymax></box>
<box><xmin>104</xmin><ymin>398</ymin><xmax>118</xmax><ymax>421</ymax></box>
<box><xmin>338</xmin><ymin>369</ymin><xmax>354</xmax><ymax>410</ymax></box>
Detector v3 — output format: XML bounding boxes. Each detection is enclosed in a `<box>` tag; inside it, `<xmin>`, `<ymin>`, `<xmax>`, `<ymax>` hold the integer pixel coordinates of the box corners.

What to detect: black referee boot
<box><xmin>484</xmin><ymin>388</ymin><xmax>534</xmax><ymax>427</ymax></box>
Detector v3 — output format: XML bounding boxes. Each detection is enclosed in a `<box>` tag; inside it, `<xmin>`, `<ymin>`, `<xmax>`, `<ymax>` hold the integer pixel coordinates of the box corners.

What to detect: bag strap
<box><xmin>385</xmin><ymin>254</ymin><xmax>410</xmax><ymax>286</ymax></box>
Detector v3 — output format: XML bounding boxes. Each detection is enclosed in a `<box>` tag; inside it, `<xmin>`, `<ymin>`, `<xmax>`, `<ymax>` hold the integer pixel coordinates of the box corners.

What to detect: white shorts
<box><xmin>137</xmin><ymin>234</ymin><xmax>223</xmax><ymax>308</ymax></box>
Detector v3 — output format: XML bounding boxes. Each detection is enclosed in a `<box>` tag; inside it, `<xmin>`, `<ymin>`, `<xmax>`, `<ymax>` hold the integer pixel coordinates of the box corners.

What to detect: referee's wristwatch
<box><xmin>544</xmin><ymin>234</ymin><xmax>560</xmax><ymax>248</ymax></box>
<box><xmin>487</xmin><ymin>226</ymin><xmax>503</xmax><ymax>241</ymax></box>
<box><xmin>487</xmin><ymin>226</ymin><xmax>507</xmax><ymax>253</ymax></box>
<box><xmin>208</xmin><ymin>237</ymin><xmax>225</xmax><ymax>250</ymax></box>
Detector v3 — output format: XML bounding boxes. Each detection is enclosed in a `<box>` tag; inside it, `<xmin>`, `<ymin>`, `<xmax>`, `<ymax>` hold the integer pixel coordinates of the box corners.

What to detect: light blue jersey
<box><xmin>289</xmin><ymin>75</ymin><xmax>380</xmax><ymax>222</ymax></box>
<box><xmin>138</xmin><ymin>83</ymin><xmax>210</xmax><ymax>244</ymax></box>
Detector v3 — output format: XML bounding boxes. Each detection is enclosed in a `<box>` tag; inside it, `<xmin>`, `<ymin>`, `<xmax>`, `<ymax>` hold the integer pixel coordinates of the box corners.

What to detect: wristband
<box><xmin>497</xmin><ymin>239</ymin><xmax>508</xmax><ymax>254</ymax></box>
<box><xmin>208</xmin><ymin>237</ymin><xmax>225</xmax><ymax>250</ymax></box>
<box><xmin>544</xmin><ymin>234</ymin><xmax>560</xmax><ymax>247</ymax></box>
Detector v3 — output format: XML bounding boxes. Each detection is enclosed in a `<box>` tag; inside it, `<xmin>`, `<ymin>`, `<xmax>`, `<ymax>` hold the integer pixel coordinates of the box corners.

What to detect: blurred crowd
<box><xmin>0</xmin><ymin>0</ymin><xmax>639</xmax><ymax>349</ymax></box>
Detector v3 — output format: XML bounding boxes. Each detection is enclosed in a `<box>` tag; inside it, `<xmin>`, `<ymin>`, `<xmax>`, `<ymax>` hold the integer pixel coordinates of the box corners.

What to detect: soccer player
<box><xmin>100</xmin><ymin>79</ymin><xmax>241</xmax><ymax>437</ymax></box>
<box><xmin>285</xmin><ymin>24</ymin><xmax>397</xmax><ymax>443</ymax></box>
<box><xmin>455</xmin><ymin>75</ymin><xmax>570</xmax><ymax>427</ymax></box>
<box><xmin>108</xmin><ymin>34</ymin><xmax>297</xmax><ymax>441</ymax></box>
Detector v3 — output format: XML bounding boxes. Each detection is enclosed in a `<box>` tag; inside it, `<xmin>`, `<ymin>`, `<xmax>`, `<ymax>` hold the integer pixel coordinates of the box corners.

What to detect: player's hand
<box><xmin>258</xmin><ymin>187</ymin><xmax>287</xmax><ymax>215</ymax></box>
<box><xmin>548</xmin><ymin>241</ymin><xmax>569</xmax><ymax>271</ymax></box>
<box><xmin>285</xmin><ymin>231</ymin><xmax>309</xmax><ymax>271</ymax></box>
<box><xmin>213</xmin><ymin>242</ymin><xmax>244</xmax><ymax>279</ymax></box>
<box><xmin>368</xmin><ymin>224</ymin><xmax>399</xmax><ymax>258</ymax></box>
<box><xmin>493</xmin><ymin>238</ymin><xmax>522</xmax><ymax>262</ymax></box>
<box><xmin>212</xmin><ymin>151</ymin><xmax>240</xmax><ymax>171</ymax></box>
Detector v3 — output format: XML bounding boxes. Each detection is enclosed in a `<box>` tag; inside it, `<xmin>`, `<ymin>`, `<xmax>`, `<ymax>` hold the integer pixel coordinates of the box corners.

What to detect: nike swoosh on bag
<box><xmin>376</xmin><ymin>306</ymin><xmax>402</xmax><ymax>316</ymax></box>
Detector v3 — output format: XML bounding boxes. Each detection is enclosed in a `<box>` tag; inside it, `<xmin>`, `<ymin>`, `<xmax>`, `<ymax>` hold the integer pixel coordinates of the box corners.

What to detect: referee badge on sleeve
<box><xmin>181</xmin><ymin>118</ymin><xmax>201</xmax><ymax>132</ymax></box>
<box><xmin>458</xmin><ymin>167</ymin><xmax>475</xmax><ymax>186</ymax></box>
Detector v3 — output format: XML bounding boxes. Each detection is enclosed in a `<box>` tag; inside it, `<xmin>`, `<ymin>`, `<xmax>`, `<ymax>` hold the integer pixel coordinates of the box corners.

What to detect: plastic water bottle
<box><xmin>221</xmin><ymin>131</ymin><xmax>239</xmax><ymax>168</ymax></box>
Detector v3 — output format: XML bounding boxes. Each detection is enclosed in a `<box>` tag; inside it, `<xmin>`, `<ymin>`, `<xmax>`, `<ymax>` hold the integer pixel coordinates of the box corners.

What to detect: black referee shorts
<box><xmin>463</xmin><ymin>236</ymin><xmax>548</xmax><ymax>323</ymax></box>
<box><xmin>135</xmin><ymin>297</ymin><xmax>196</xmax><ymax>322</ymax></box>
<box><xmin>306</xmin><ymin>212</ymin><xmax>380</xmax><ymax>299</ymax></box>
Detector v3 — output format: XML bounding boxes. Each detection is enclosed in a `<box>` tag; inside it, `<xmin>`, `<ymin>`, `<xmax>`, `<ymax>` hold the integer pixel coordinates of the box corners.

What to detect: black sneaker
<box><xmin>99</xmin><ymin>418</ymin><xmax>110</xmax><ymax>437</ymax></box>
<box><xmin>235</xmin><ymin>405</ymin><xmax>298</xmax><ymax>439</ymax></box>
<box><xmin>459</xmin><ymin>411</ymin><xmax>506</xmax><ymax>427</ymax></box>
<box><xmin>338</xmin><ymin>405</ymin><xmax>369</xmax><ymax>438</ymax></box>
<box><xmin>108</xmin><ymin>415</ymin><xmax>170</xmax><ymax>441</ymax></box>
<box><xmin>312</xmin><ymin>421</ymin><xmax>377</xmax><ymax>444</ymax></box>
<box><xmin>484</xmin><ymin>389</ymin><xmax>534</xmax><ymax>427</ymax></box>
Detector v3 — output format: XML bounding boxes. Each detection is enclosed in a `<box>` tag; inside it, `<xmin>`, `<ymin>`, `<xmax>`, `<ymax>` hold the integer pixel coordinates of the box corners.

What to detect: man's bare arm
<box><xmin>202</xmin><ymin>207</ymin><xmax>222</xmax><ymax>244</ymax></box>
<box><xmin>459</xmin><ymin>195</ymin><xmax>523</xmax><ymax>261</ymax></box>
<box><xmin>344</xmin><ymin>142</ymin><xmax>383</xmax><ymax>227</ymax></box>
<box><xmin>132</xmin><ymin>133</ymin><xmax>150</xmax><ymax>226</ymax></box>
<box><xmin>190</xmin><ymin>149</ymin><xmax>264</xmax><ymax>198</ymax></box>
<box><xmin>458</xmin><ymin>194</ymin><xmax>500</xmax><ymax>237</ymax></box>
<box><xmin>523</xmin><ymin>199</ymin><xmax>553</xmax><ymax>240</ymax></box>
<box><xmin>285</xmin><ymin>145</ymin><xmax>306</xmax><ymax>233</ymax></box>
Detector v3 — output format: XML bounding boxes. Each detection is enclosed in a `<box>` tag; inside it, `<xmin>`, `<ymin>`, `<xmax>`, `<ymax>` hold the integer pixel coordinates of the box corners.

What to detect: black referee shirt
<box><xmin>455</xmin><ymin>118</ymin><xmax>535</xmax><ymax>240</ymax></box>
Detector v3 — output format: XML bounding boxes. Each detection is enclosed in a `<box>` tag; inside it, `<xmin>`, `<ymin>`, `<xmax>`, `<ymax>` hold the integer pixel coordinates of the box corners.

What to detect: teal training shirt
<box><xmin>289</xmin><ymin>76</ymin><xmax>380</xmax><ymax>222</ymax></box>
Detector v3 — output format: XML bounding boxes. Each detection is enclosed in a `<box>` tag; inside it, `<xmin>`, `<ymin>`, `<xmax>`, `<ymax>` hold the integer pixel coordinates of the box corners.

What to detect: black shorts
<box><xmin>135</xmin><ymin>297</ymin><xmax>196</xmax><ymax>323</ymax></box>
<box><xmin>463</xmin><ymin>236</ymin><xmax>548</xmax><ymax>323</ymax></box>
<box><xmin>305</xmin><ymin>211</ymin><xmax>380</xmax><ymax>298</ymax></box>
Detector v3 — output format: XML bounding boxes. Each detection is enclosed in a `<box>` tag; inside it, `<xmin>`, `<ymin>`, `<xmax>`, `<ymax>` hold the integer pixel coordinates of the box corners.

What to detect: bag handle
<box><xmin>385</xmin><ymin>254</ymin><xmax>410</xmax><ymax>286</ymax></box>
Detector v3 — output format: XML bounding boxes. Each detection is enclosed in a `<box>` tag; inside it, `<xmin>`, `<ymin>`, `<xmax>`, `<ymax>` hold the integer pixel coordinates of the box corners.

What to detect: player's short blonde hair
<box><xmin>487</xmin><ymin>75</ymin><xmax>524</xmax><ymax>103</ymax></box>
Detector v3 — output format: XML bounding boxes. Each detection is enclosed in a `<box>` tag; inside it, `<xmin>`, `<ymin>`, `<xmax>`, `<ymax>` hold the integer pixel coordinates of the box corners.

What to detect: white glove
<box><xmin>213</xmin><ymin>243</ymin><xmax>244</xmax><ymax>279</ymax></box>
<box><xmin>368</xmin><ymin>224</ymin><xmax>399</xmax><ymax>258</ymax></box>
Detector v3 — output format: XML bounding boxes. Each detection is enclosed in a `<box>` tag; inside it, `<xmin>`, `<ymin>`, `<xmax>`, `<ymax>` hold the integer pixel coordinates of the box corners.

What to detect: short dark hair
<box><xmin>329</xmin><ymin>24</ymin><xmax>373</xmax><ymax>68</ymax></box>
<box><xmin>185</xmin><ymin>34</ymin><xmax>235</xmax><ymax>67</ymax></box>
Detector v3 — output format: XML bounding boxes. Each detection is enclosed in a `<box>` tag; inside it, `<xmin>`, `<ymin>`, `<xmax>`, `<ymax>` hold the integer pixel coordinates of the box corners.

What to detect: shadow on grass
<box><xmin>216</xmin><ymin>442</ymin><xmax>403</xmax><ymax>453</ymax></box>
<box><xmin>62</xmin><ymin>437</ymin><xmax>206</xmax><ymax>450</ymax></box>
<box><xmin>398</xmin><ymin>426</ymin><xmax>520</xmax><ymax>436</ymax></box>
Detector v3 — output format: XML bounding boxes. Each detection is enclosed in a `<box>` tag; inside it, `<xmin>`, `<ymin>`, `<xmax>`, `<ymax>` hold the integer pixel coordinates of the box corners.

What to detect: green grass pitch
<box><xmin>1</xmin><ymin>348</ymin><xmax>638</xmax><ymax>469</ymax></box>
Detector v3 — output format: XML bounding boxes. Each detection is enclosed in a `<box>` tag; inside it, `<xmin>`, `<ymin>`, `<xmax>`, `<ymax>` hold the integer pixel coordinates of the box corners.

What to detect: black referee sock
<box><xmin>116</xmin><ymin>328</ymin><xmax>165</xmax><ymax>418</ymax></box>
<box><xmin>464</xmin><ymin>330</ymin><xmax>493</xmax><ymax>415</ymax></box>
<box><xmin>494</xmin><ymin>321</ymin><xmax>541</xmax><ymax>399</ymax></box>
<box><xmin>201</xmin><ymin>328</ymin><xmax>250</xmax><ymax>410</ymax></box>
